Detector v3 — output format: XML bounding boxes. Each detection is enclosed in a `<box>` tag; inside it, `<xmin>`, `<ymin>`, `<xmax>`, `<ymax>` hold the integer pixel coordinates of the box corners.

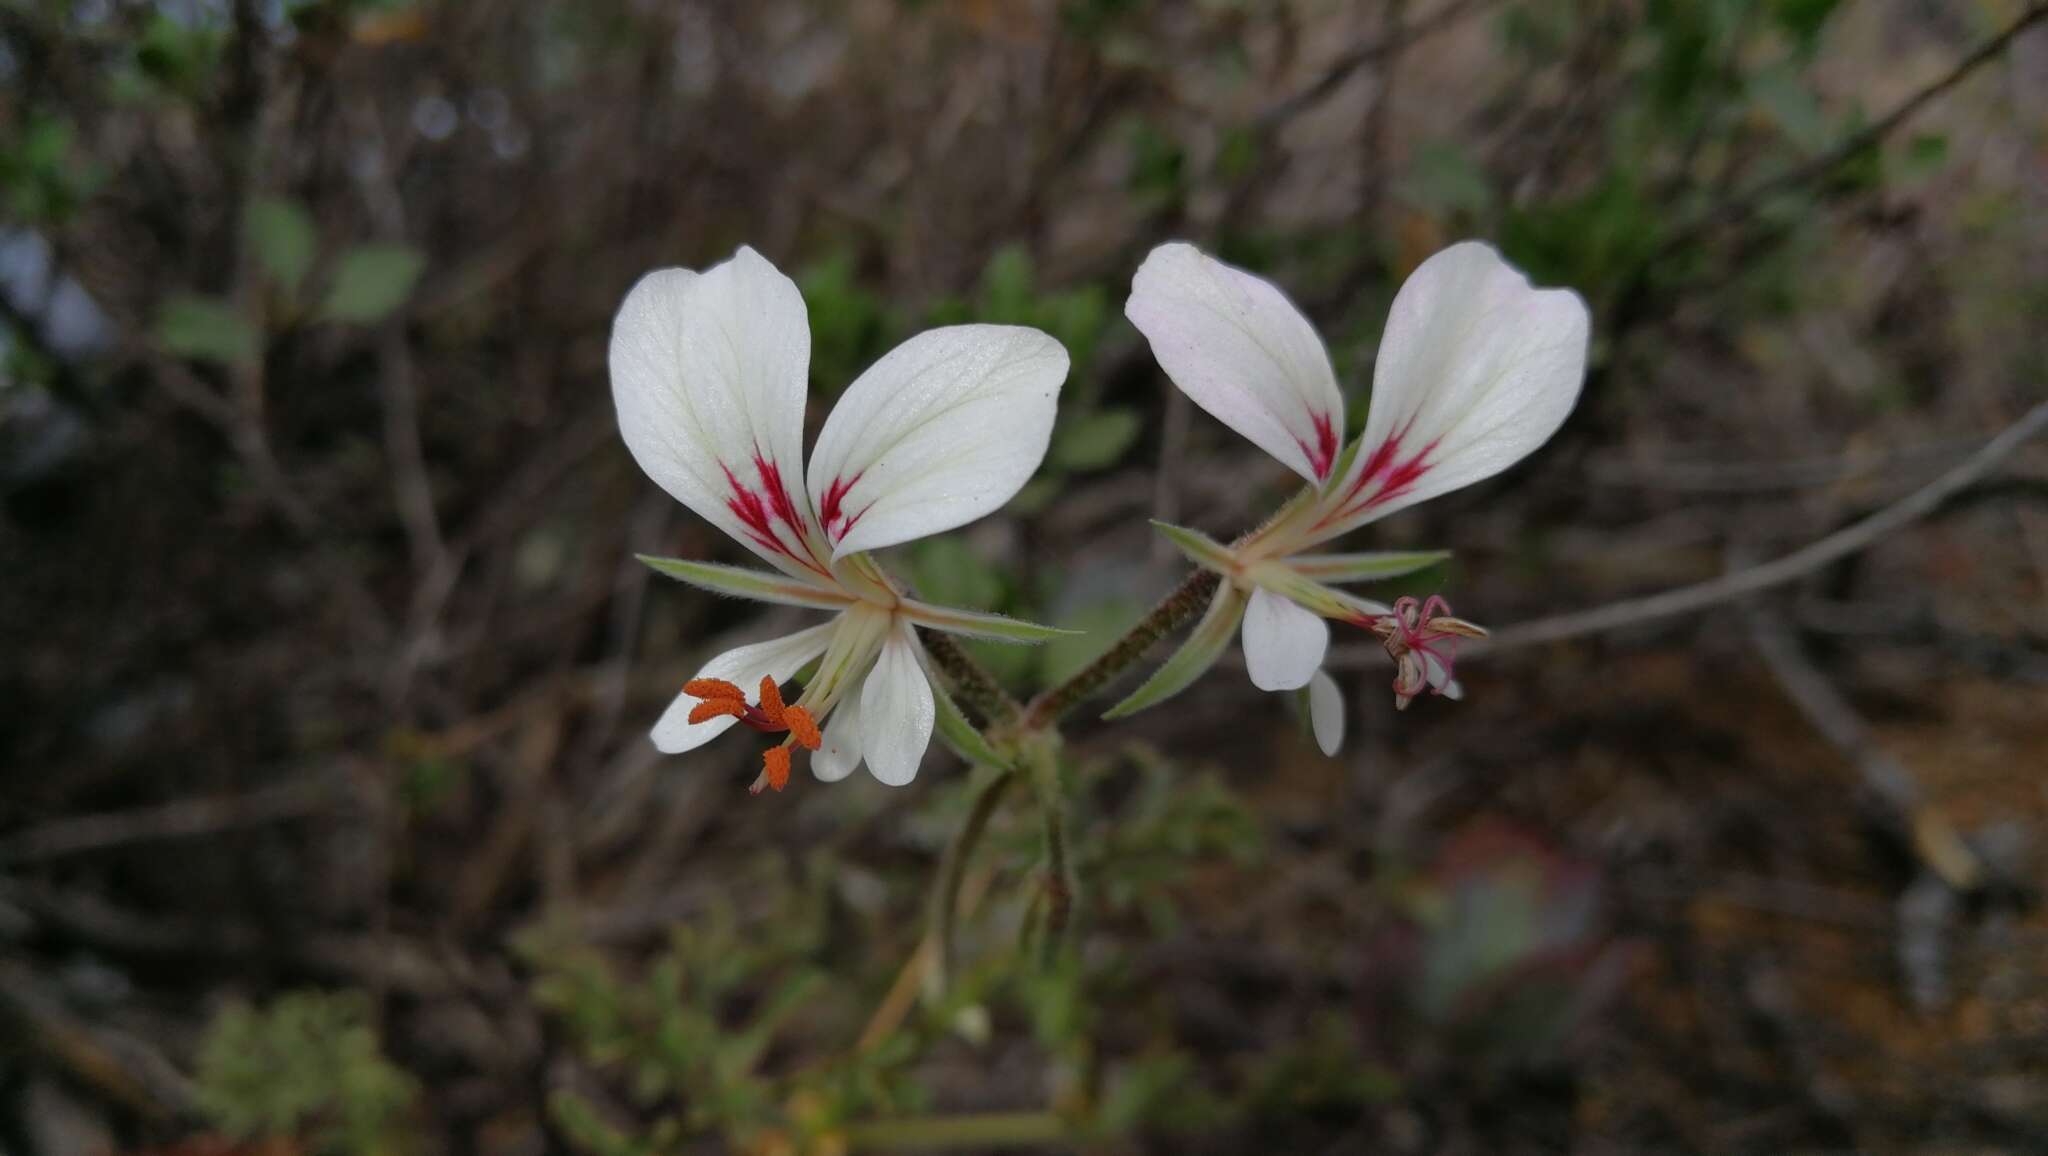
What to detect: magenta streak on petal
<box><xmin>721</xmin><ymin>457</ymin><xmax>831</xmax><ymax>578</ymax></box>
<box><xmin>818</xmin><ymin>470</ymin><xmax>868</xmax><ymax>542</ymax></box>
<box><xmin>1294</xmin><ymin>411</ymin><xmax>1340</xmax><ymax>481</ymax></box>
<box><xmin>1319</xmin><ymin>422</ymin><xmax>1437</xmax><ymax>529</ymax></box>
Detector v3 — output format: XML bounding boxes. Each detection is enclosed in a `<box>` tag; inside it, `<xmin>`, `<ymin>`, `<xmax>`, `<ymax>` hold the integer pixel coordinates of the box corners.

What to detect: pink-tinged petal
<box><xmin>1316</xmin><ymin>242</ymin><xmax>1588</xmax><ymax>540</ymax></box>
<box><xmin>609</xmin><ymin>248</ymin><xmax>835</xmax><ymax>581</ymax></box>
<box><xmin>1126</xmin><ymin>243</ymin><xmax>1345</xmax><ymax>484</ymax></box>
<box><xmin>1307</xmin><ymin>669</ymin><xmax>1346</xmax><ymax>756</ymax></box>
<box><xmin>1241</xmin><ymin>584</ymin><xmax>1329</xmax><ymax>692</ymax></box>
<box><xmin>807</xmin><ymin>325</ymin><xmax>1067</xmax><ymax>558</ymax></box>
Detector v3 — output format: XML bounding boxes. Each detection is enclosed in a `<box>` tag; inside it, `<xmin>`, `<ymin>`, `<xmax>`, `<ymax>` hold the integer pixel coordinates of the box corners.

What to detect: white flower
<box><xmin>611</xmin><ymin>247</ymin><xmax>1070</xmax><ymax>790</ymax></box>
<box><xmin>1115</xmin><ymin>241</ymin><xmax>1590</xmax><ymax>751</ymax></box>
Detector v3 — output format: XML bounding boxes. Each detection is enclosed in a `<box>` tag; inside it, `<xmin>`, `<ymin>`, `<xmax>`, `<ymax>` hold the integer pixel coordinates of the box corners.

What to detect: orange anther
<box><xmin>760</xmin><ymin>746</ymin><xmax>792</xmax><ymax>793</ymax></box>
<box><xmin>685</xmin><ymin>678</ymin><xmax>746</xmax><ymax>701</ymax></box>
<box><xmin>756</xmin><ymin>676</ymin><xmax>787</xmax><ymax>724</ymax></box>
<box><xmin>784</xmin><ymin>705</ymin><xmax>821</xmax><ymax>751</ymax></box>
<box><xmin>687</xmin><ymin>698</ymin><xmax>748</xmax><ymax>725</ymax></box>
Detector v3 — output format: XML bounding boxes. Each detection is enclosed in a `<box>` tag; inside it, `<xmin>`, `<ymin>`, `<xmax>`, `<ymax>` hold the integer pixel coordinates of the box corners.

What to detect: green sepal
<box><xmin>1102</xmin><ymin>582</ymin><xmax>1249</xmax><ymax>719</ymax></box>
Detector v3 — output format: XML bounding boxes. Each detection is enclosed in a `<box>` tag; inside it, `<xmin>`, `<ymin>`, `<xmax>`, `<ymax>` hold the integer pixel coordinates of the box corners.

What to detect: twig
<box><xmin>1585</xmin><ymin>432</ymin><xmax>1994</xmax><ymax>494</ymax></box>
<box><xmin>379</xmin><ymin>326</ymin><xmax>444</xmax><ymax>572</ymax></box>
<box><xmin>1655</xmin><ymin>3</ymin><xmax>2048</xmax><ymax>257</ymax></box>
<box><xmin>0</xmin><ymin>961</ymin><xmax>193</xmax><ymax>1123</ymax></box>
<box><xmin>1468</xmin><ymin>400</ymin><xmax>2048</xmax><ymax>654</ymax></box>
<box><xmin>1253</xmin><ymin>0</ymin><xmax>1505</xmax><ymax>131</ymax></box>
<box><xmin>0</xmin><ymin>777</ymin><xmax>341</xmax><ymax>864</ymax></box>
<box><xmin>1149</xmin><ymin>385</ymin><xmax>1192</xmax><ymax>562</ymax></box>
<box><xmin>1743</xmin><ymin>602</ymin><xmax>1980</xmax><ymax>889</ymax></box>
<box><xmin>1025</xmin><ymin>739</ymin><xmax>1074</xmax><ymax>966</ymax></box>
<box><xmin>926</xmin><ymin>770</ymin><xmax>1017</xmax><ymax>1000</ymax></box>
<box><xmin>1357</xmin><ymin>0</ymin><xmax>1408</xmax><ymax>233</ymax></box>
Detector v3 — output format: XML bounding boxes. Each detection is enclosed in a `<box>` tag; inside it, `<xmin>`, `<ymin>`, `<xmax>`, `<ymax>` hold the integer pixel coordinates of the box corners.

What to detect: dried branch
<box><xmin>1656</xmin><ymin>3</ymin><xmax>2048</xmax><ymax>257</ymax></box>
<box><xmin>1474</xmin><ymin>399</ymin><xmax>2048</xmax><ymax>654</ymax></box>
<box><xmin>0</xmin><ymin>777</ymin><xmax>341</xmax><ymax>864</ymax></box>
<box><xmin>1253</xmin><ymin>0</ymin><xmax>1506</xmax><ymax>131</ymax></box>
<box><xmin>1743</xmin><ymin>601</ymin><xmax>1980</xmax><ymax>890</ymax></box>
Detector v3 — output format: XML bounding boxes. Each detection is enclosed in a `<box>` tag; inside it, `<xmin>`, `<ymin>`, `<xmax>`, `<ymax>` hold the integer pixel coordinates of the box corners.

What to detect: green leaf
<box><xmin>157</xmin><ymin>294</ymin><xmax>260</xmax><ymax>364</ymax></box>
<box><xmin>244</xmin><ymin>196</ymin><xmax>318</xmax><ymax>293</ymax></box>
<box><xmin>318</xmin><ymin>243</ymin><xmax>426</xmax><ymax>323</ymax></box>
<box><xmin>1051</xmin><ymin>407</ymin><xmax>1142</xmax><ymax>471</ymax></box>
<box><xmin>1102</xmin><ymin>583</ymin><xmax>1247</xmax><ymax>719</ymax></box>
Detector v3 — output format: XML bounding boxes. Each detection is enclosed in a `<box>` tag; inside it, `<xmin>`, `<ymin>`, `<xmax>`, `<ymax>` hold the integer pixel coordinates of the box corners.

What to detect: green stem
<box><xmin>918</xmin><ymin>629</ymin><xmax>1022</xmax><ymax>726</ymax></box>
<box><xmin>925</xmin><ymin>769</ymin><xmax>1016</xmax><ymax>1001</ymax></box>
<box><xmin>843</xmin><ymin>1111</ymin><xmax>1067</xmax><ymax>1151</ymax></box>
<box><xmin>1021</xmin><ymin>568</ymin><xmax>1221</xmax><ymax>729</ymax></box>
<box><xmin>1023</xmin><ymin>738</ymin><xmax>1073</xmax><ymax>965</ymax></box>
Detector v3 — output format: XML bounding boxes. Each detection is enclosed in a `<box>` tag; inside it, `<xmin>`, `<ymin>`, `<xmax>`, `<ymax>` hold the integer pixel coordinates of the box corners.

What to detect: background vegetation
<box><xmin>3</xmin><ymin>0</ymin><xmax>2046</xmax><ymax>1152</ymax></box>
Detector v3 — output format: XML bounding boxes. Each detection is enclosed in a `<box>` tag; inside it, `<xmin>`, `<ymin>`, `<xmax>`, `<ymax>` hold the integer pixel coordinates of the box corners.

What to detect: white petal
<box><xmin>1324</xmin><ymin>241</ymin><xmax>1588</xmax><ymax>532</ymax></box>
<box><xmin>1241</xmin><ymin>585</ymin><xmax>1329</xmax><ymax>692</ymax></box>
<box><xmin>807</xmin><ymin>325</ymin><xmax>1067</xmax><ymax>558</ymax></box>
<box><xmin>856</xmin><ymin>624</ymin><xmax>936</xmax><ymax>786</ymax></box>
<box><xmin>1308</xmin><ymin>669</ymin><xmax>1346</xmax><ymax>757</ymax></box>
<box><xmin>1126</xmin><ymin>242</ymin><xmax>1344</xmax><ymax>483</ymax></box>
<box><xmin>1419</xmin><ymin>648</ymin><xmax>1453</xmax><ymax>691</ymax></box>
<box><xmin>811</xmin><ymin>683</ymin><xmax>864</xmax><ymax>782</ymax></box>
<box><xmin>649</xmin><ymin>622</ymin><xmax>836</xmax><ymax>754</ymax></box>
<box><xmin>609</xmin><ymin>248</ymin><xmax>832</xmax><ymax>580</ymax></box>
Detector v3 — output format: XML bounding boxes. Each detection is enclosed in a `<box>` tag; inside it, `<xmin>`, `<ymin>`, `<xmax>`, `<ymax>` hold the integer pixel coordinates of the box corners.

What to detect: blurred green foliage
<box><xmin>195</xmin><ymin>991</ymin><xmax>419</xmax><ymax>1156</ymax></box>
<box><xmin>0</xmin><ymin>115</ymin><xmax>100</xmax><ymax>224</ymax></box>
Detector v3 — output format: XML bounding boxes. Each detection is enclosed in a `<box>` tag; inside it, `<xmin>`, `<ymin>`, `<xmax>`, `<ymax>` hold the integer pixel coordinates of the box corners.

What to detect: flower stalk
<box><xmin>1021</xmin><ymin>568</ymin><xmax>1222</xmax><ymax>730</ymax></box>
<box><xmin>918</xmin><ymin>629</ymin><xmax>1023</xmax><ymax>726</ymax></box>
<box><xmin>924</xmin><ymin>767</ymin><xmax>1017</xmax><ymax>1001</ymax></box>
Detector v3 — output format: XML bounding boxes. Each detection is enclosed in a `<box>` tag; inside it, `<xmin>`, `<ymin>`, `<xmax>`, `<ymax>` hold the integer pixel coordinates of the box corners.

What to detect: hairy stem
<box><xmin>919</xmin><ymin>629</ymin><xmax>1023</xmax><ymax>725</ymax></box>
<box><xmin>1022</xmin><ymin>568</ymin><xmax>1221</xmax><ymax>729</ymax></box>
<box><xmin>925</xmin><ymin>769</ymin><xmax>1016</xmax><ymax>1001</ymax></box>
<box><xmin>1024</xmin><ymin>738</ymin><xmax>1074</xmax><ymax>965</ymax></box>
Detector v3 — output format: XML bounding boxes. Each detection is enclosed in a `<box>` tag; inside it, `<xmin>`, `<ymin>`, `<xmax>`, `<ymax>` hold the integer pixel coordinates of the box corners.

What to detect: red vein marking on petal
<box><xmin>1295</xmin><ymin>411</ymin><xmax>1340</xmax><ymax>480</ymax></box>
<box><xmin>1320</xmin><ymin>423</ymin><xmax>1437</xmax><ymax>528</ymax></box>
<box><xmin>818</xmin><ymin>470</ymin><xmax>868</xmax><ymax>542</ymax></box>
<box><xmin>721</xmin><ymin>458</ymin><xmax>832</xmax><ymax>578</ymax></box>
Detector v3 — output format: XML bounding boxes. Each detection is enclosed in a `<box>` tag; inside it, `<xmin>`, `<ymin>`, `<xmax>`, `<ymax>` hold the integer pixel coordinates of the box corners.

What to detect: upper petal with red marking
<box><xmin>1126</xmin><ymin>242</ymin><xmax>1345</xmax><ymax>484</ymax></box>
<box><xmin>1327</xmin><ymin>241</ymin><xmax>1588</xmax><ymax>531</ymax></box>
<box><xmin>806</xmin><ymin>324</ymin><xmax>1067</xmax><ymax>559</ymax></box>
<box><xmin>609</xmin><ymin>247</ymin><xmax>829</xmax><ymax>579</ymax></box>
